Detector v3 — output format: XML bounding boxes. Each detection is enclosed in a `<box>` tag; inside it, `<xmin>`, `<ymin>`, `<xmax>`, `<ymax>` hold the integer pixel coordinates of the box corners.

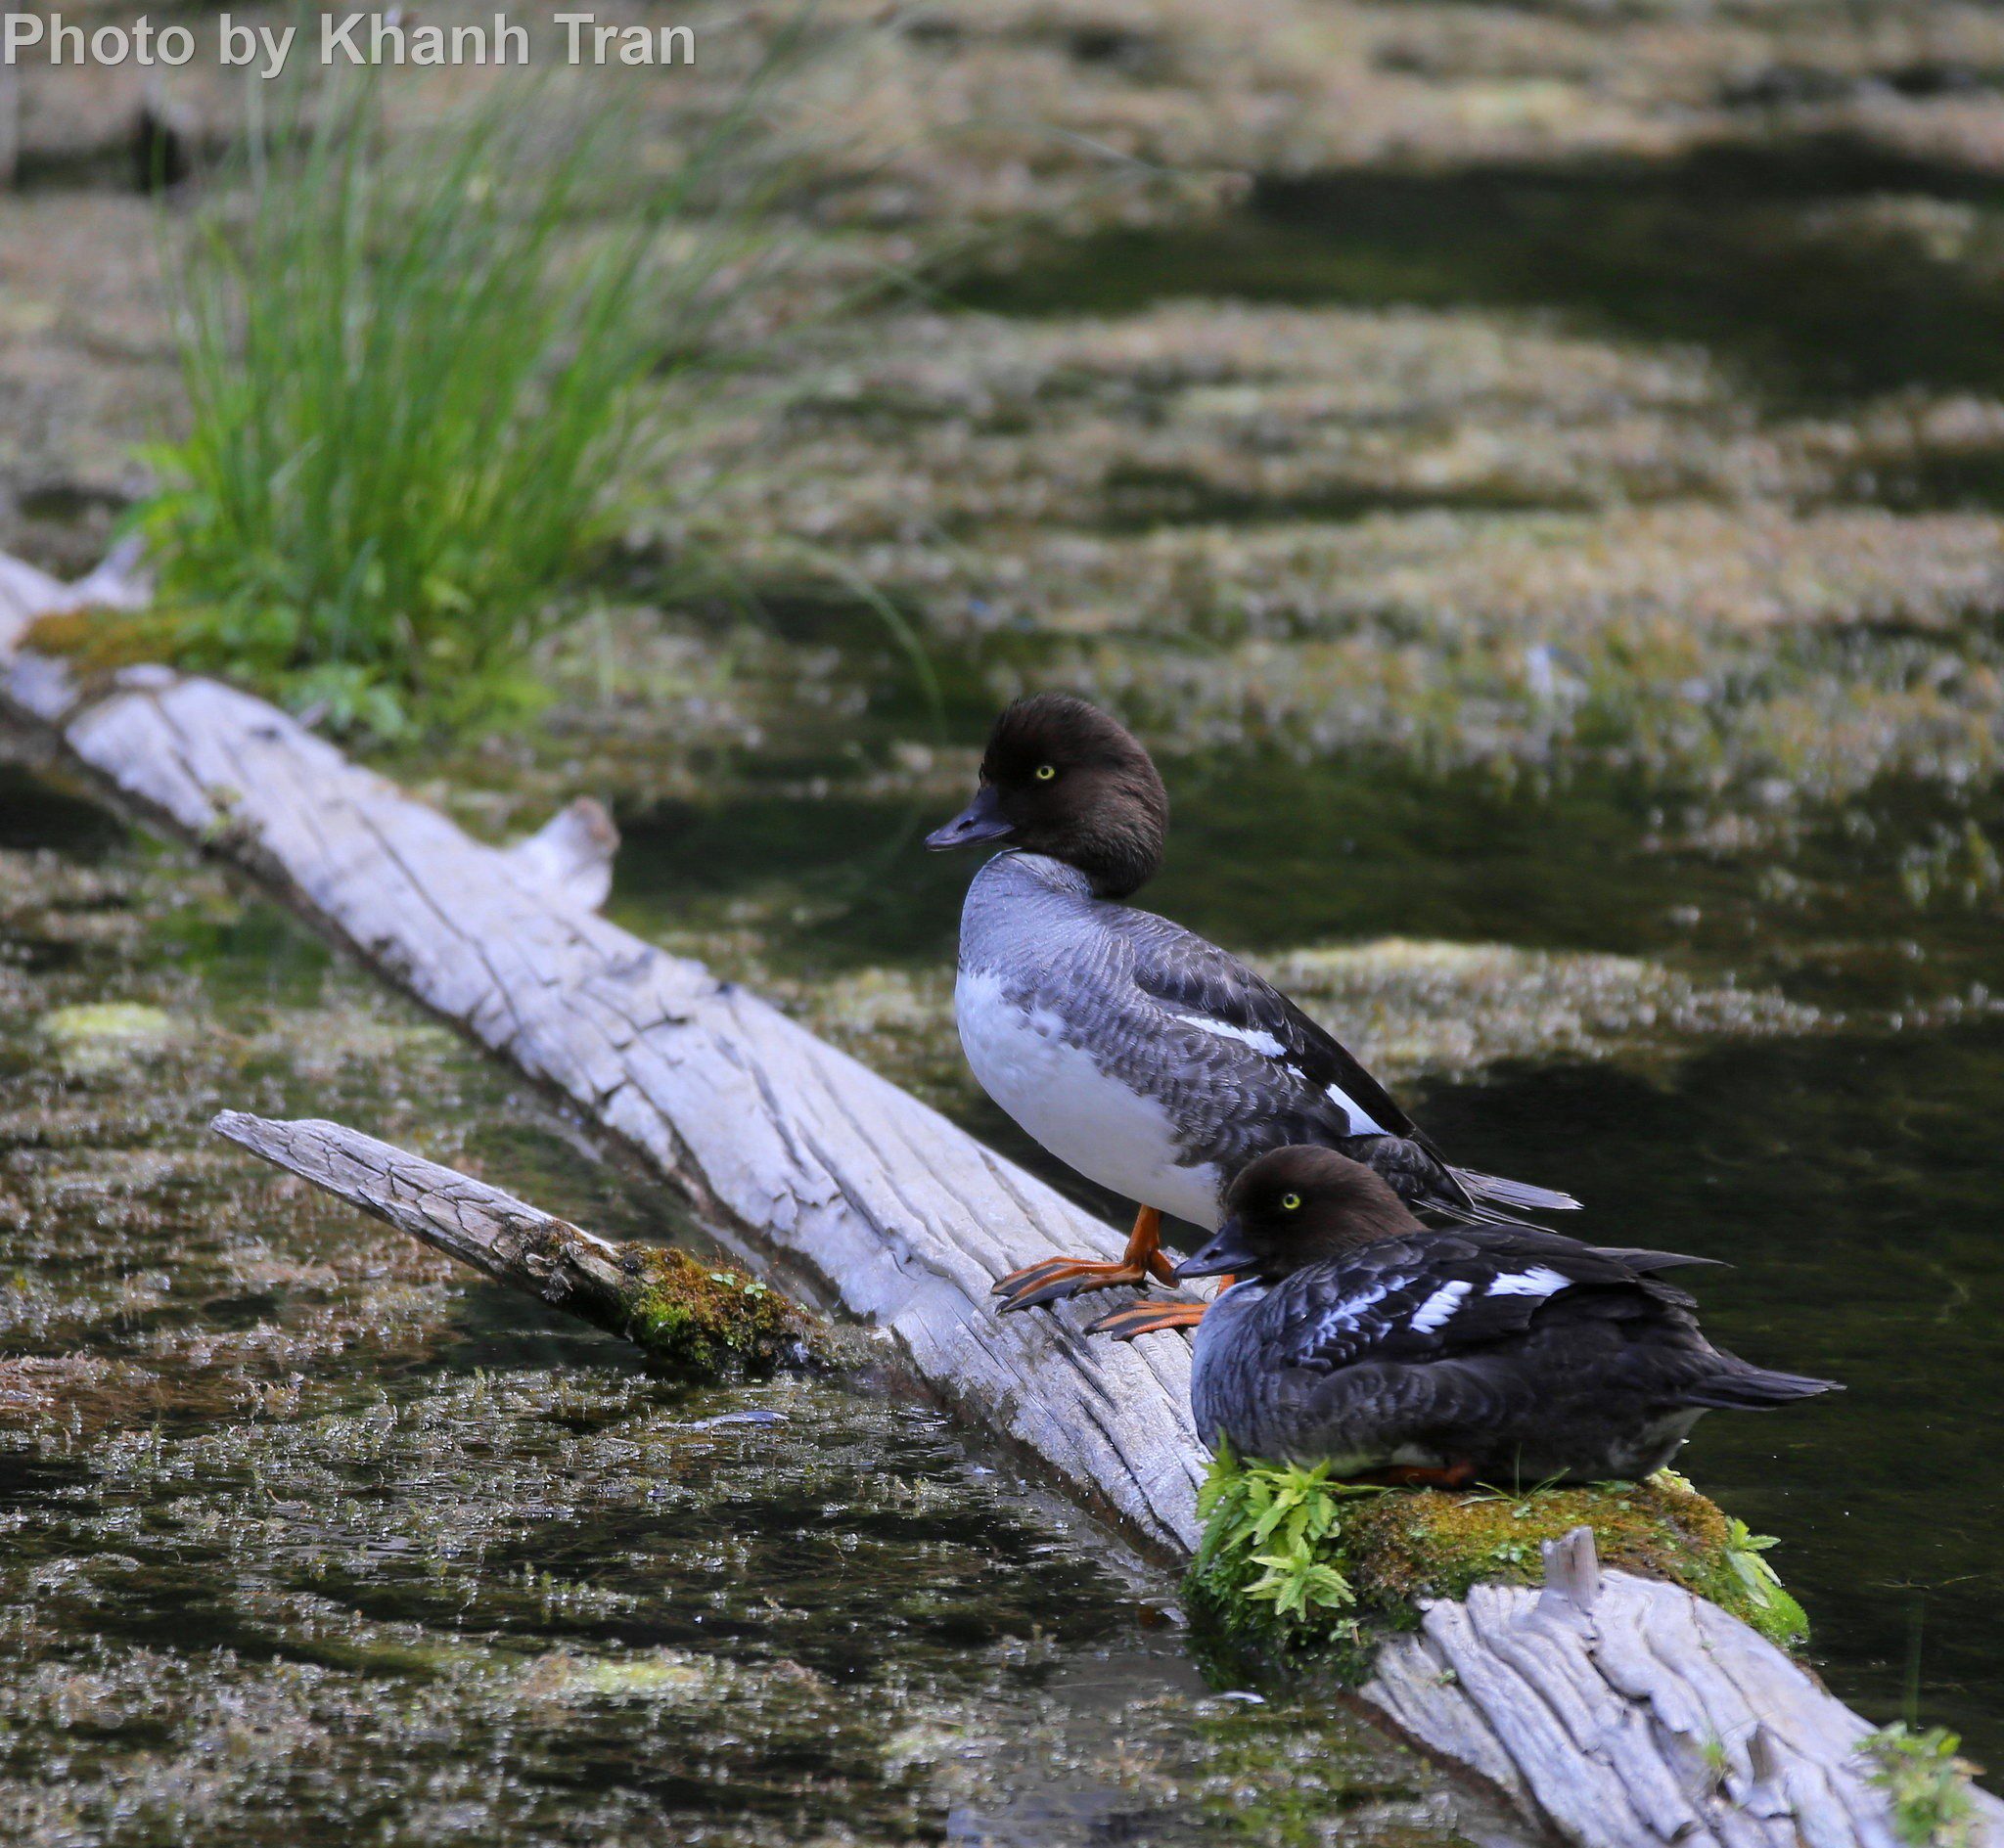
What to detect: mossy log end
<box><xmin>211</xmin><ymin>1110</ymin><xmax>815</xmax><ymax>1380</ymax></box>
<box><xmin>1191</xmin><ymin>1466</ymin><xmax>1806</xmax><ymax>1666</ymax></box>
<box><xmin>8</xmin><ymin>551</ymin><xmax>2001</xmax><ymax>1848</ymax></box>
<box><xmin>1367</xmin><ymin>1529</ymin><xmax>1905</xmax><ymax>1848</ymax></box>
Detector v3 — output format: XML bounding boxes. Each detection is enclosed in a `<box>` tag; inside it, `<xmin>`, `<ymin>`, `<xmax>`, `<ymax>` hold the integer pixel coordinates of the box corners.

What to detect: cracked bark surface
<box><xmin>6</xmin><ymin>555</ymin><xmax>1995</xmax><ymax>1848</ymax></box>
<box><xmin>1366</xmin><ymin>1532</ymin><xmax>2004</xmax><ymax>1848</ymax></box>
<box><xmin>208</xmin><ymin>1109</ymin><xmax>815</xmax><ymax>1374</ymax></box>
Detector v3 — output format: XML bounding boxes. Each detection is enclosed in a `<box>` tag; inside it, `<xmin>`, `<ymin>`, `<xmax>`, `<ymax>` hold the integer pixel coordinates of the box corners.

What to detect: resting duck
<box><xmin>1178</xmin><ymin>1147</ymin><xmax>1838</xmax><ymax>1485</ymax></box>
<box><xmin>925</xmin><ymin>695</ymin><xmax>1576</xmax><ymax>1339</ymax></box>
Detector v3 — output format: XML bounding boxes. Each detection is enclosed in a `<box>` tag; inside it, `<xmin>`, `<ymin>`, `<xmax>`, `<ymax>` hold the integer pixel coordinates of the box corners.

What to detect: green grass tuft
<box><xmin>137</xmin><ymin>56</ymin><xmax>786</xmax><ymax>737</ymax></box>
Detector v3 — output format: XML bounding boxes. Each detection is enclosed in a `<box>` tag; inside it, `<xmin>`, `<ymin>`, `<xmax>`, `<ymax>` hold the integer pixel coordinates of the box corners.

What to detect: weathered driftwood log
<box><xmin>500</xmin><ymin>796</ymin><xmax>620</xmax><ymax>913</ymax></box>
<box><xmin>0</xmin><ymin>570</ymin><xmax>1213</xmax><ymax>1558</ymax></box>
<box><xmin>6</xmin><ymin>552</ymin><xmax>1997</xmax><ymax>1848</ymax></box>
<box><xmin>209</xmin><ymin>1109</ymin><xmax>814</xmax><ymax>1378</ymax></box>
<box><xmin>0</xmin><ymin>537</ymin><xmax>147</xmax><ymax>640</ymax></box>
<box><xmin>1363</xmin><ymin>1528</ymin><xmax>1986</xmax><ymax>1848</ymax></box>
<box><xmin>211</xmin><ymin>1112</ymin><xmax>2004</xmax><ymax>1848</ymax></box>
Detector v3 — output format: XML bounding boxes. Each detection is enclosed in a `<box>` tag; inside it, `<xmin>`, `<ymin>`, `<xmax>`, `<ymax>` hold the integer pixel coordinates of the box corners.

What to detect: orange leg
<box><xmin>1350</xmin><ymin>1461</ymin><xmax>1478</xmax><ymax>1490</ymax></box>
<box><xmin>1085</xmin><ymin>1274</ymin><xmax>1238</xmax><ymax>1342</ymax></box>
<box><xmin>991</xmin><ymin>1206</ymin><xmax>1176</xmax><ymax>1313</ymax></box>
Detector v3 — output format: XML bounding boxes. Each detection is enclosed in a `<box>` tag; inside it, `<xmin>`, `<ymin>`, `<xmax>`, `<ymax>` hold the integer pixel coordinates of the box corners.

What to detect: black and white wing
<box><xmin>1273</xmin><ymin>1233</ymin><xmax>1701</xmax><ymax>1375</ymax></box>
<box><xmin>1105</xmin><ymin>905</ymin><xmax>1420</xmax><ymax>1146</ymax></box>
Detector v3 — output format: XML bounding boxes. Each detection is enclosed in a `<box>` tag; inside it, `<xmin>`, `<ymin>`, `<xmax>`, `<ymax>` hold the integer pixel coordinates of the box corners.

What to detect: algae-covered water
<box><xmin>0</xmin><ymin>767</ymin><xmax>1519</xmax><ymax>1846</ymax></box>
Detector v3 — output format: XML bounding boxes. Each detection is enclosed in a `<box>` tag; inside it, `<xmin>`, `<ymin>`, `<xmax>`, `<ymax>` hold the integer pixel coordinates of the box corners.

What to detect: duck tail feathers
<box><xmin>1431</xmin><ymin>1196</ymin><xmax>1561</xmax><ymax>1234</ymax></box>
<box><xmin>1683</xmin><ymin>1363</ymin><xmax>1842</xmax><ymax>1410</ymax></box>
<box><xmin>1594</xmin><ymin>1246</ymin><xmax>1723</xmax><ymax>1274</ymax></box>
<box><xmin>1450</xmin><ymin>1167</ymin><xmax>1582</xmax><ymax>1216</ymax></box>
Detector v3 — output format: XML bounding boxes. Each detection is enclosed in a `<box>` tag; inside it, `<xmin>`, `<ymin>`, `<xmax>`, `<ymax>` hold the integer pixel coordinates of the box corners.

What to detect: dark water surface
<box><xmin>958</xmin><ymin>136</ymin><xmax>2004</xmax><ymax>419</ymax></box>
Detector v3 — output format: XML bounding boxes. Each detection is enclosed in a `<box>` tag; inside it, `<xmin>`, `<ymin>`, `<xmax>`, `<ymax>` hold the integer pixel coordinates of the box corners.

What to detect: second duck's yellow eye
<box><xmin>1033</xmin><ymin>764</ymin><xmax>1058</xmax><ymax>781</ymax></box>
<box><xmin>1280</xmin><ymin>1192</ymin><xmax>1302</xmax><ymax>1212</ymax></box>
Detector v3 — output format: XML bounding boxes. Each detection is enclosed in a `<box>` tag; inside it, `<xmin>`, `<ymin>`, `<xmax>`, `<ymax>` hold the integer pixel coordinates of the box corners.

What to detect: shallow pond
<box><xmin>0</xmin><ymin>766</ymin><xmax>1516</xmax><ymax>1846</ymax></box>
<box><xmin>10</xmin><ymin>105</ymin><xmax>2004</xmax><ymax>1838</ymax></box>
<box><xmin>6</xmin><ymin>710</ymin><xmax>2004</xmax><ymax>1842</ymax></box>
<box><xmin>919</xmin><ymin>123</ymin><xmax>2004</xmax><ymax>1759</ymax></box>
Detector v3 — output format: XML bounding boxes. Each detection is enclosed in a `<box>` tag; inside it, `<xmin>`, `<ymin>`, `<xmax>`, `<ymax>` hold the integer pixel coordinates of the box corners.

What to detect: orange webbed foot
<box><xmin>1085</xmin><ymin>1300</ymin><xmax>1208</xmax><ymax>1341</ymax></box>
<box><xmin>992</xmin><ymin>1255</ymin><xmax>1160</xmax><ymax>1312</ymax></box>
<box><xmin>991</xmin><ymin>1206</ymin><xmax>1173</xmax><ymax>1313</ymax></box>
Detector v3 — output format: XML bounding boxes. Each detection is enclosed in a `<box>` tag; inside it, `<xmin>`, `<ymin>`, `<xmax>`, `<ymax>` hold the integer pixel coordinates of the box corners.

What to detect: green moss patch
<box><xmin>616</xmin><ymin>1244</ymin><xmax>813</xmax><ymax>1383</ymax></box>
<box><xmin>35</xmin><ymin>1002</ymin><xmax>182</xmax><ymax>1077</ymax></box>
<box><xmin>22</xmin><ymin>606</ymin><xmax>191</xmax><ymax>677</ymax></box>
<box><xmin>1187</xmin><ymin>1448</ymin><xmax>1807</xmax><ymax>1680</ymax></box>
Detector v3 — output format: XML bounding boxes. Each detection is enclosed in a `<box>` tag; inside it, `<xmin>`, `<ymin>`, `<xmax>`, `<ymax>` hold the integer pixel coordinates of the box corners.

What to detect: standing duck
<box><xmin>1178</xmin><ymin>1146</ymin><xmax>1838</xmax><ymax>1485</ymax></box>
<box><xmin>925</xmin><ymin>695</ymin><xmax>1576</xmax><ymax>1339</ymax></box>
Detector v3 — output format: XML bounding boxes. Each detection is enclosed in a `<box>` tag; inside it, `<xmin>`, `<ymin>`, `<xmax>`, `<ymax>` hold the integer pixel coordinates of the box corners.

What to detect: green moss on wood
<box><xmin>615</xmin><ymin>1243</ymin><xmax>812</xmax><ymax>1382</ymax></box>
<box><xmin>1186</xmin><ymin>1448</ymin><xmax>1808</xmax><ymax>1680</ymax></box>
<box><xmin>22</xmin><ymin>606</ymin><xmax>192</xmax><ymax>676</ymax></box>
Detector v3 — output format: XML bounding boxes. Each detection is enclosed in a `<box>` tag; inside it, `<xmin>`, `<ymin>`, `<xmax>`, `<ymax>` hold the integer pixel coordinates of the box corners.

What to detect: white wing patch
<box><xmin>1484</xmin><ymin>1266</ymin><xmax>1570</xmax><ymax>1298</ymax></box>
<box><xmin>1324</xmin><ymin>1081</ymin><xmax>1388</xmax><ymax>1138</ymax></box>
<box><xmin>1165</xmin><ymin>1011</ymin><xmax>1389</xmax><ymax>1138</ymax></box>
<box><xmin>1173</xmin><ymin>1013</ymin><xmax>1286</xmax><ymax>1059</ymax></box>
<box><xmin>1409</xmin><ymin>1280</ymin><xmax>1472</xmax><ymax>1333</ymax></box>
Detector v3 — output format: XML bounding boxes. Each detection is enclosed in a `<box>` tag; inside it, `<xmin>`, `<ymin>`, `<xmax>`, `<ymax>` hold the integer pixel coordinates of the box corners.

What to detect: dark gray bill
<box><xmin>1173</xmin><ymin>1219</ymin><xmax>1257</xmax><ymax>1280</ymax></box>
<box><xmin>925</xmin><ymin>784</ymin><xmax>1015</xmax><ymax>850</ymax></box>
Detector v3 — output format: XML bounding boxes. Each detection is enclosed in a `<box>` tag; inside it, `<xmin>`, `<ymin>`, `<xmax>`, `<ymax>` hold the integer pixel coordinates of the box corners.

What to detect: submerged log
<box><xmin>5</xmin><ymin>551</ymin><xmax>1997</xmax><ymax>1848</ymax></box>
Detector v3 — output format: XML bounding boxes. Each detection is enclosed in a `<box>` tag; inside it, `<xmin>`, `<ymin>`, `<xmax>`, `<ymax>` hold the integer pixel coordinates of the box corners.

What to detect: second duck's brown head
<box><xmin>1176</xmin><ymin>1147</ymin><xmax>1424</xmax><ymax>1282</ymax></box>
<box><xmin>925</xmin><ymin>694</ymin><xmax>1168</xmax><ymax>898</ymax></box>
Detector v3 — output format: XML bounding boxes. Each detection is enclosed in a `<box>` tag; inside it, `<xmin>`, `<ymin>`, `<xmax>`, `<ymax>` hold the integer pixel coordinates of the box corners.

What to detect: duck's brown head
<box><xmin>925</xmin><ymin>694</ymin><xmax>1168</xmax><ymax>898</ymax></box>
<box><xmin>1175</xmin><ymin>1146</ymin><xmax>1423</xmax><ymax>1282</ymax></box>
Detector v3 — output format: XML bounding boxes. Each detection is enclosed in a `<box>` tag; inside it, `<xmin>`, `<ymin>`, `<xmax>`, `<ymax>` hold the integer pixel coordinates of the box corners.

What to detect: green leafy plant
<box><xmin>1192</xmin><ymin>1443</ymin><xmax>1380</xmax><ymax>1643</ymax></box>
<box><xmin>138</xmin><ymin>49</ymin><xmax>792</xmax><ymax>736</ymax></box>
<box><xmin>1860</xmin><ymin>1725</ymin><xmax>1981</xmax><ymax>1847</ymax></box>
<box><xmin>1720</xmin><ymin>1511</ymin><xmax>1807</xmax><ymax>1637</ymax></box>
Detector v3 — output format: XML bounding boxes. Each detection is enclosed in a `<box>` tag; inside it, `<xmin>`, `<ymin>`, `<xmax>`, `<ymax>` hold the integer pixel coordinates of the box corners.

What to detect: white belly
<box><xmin>955</xmin><ymin>967</ymin><xmax>1224</xmax><ymax>1229</ymax></box>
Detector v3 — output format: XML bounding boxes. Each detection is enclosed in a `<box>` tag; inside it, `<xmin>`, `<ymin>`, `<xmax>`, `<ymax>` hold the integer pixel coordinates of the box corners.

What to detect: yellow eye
<box><xmin>1280</xmin><ymin>1192</ymin><xmax>1302</xmax><ymax>1212</ymax></box>
<box><xmin>1033</xmin><ymin>764</ymin><xmax>1057</xmax><ymax>782</ymax></box>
